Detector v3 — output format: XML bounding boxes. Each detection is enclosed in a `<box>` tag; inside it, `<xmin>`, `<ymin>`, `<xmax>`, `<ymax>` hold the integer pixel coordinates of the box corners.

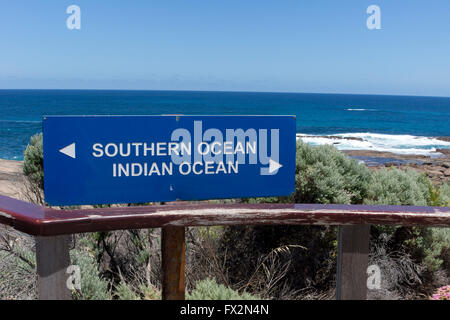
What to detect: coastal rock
<box><xmin>426</xmin><ymin>170</ymin><xmax>444</xmax><ymax>177</ymax></box>
<box><xmin>298</xmin><ymin>135</ymin><xmax>364</xmax><ymax>142</ymax></box>
<box><xmin>437</xmin><ymin>149</ymin><xmax>450</xmax><ymax>156</ymax></box>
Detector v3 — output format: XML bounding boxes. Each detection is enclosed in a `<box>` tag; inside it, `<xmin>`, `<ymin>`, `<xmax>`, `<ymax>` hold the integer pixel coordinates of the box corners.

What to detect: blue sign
<box><xmin>43</xmin><ymin>115</ymin><xmax>296</xmax><ymax>206</ymax></box>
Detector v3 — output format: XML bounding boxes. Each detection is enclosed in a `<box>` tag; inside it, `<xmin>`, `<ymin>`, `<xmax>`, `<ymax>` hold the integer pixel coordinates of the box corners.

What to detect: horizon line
<box><xmin>1</xmin><ymin>88</ymin><xmax>450</xmax><ymax>99</ymax></box>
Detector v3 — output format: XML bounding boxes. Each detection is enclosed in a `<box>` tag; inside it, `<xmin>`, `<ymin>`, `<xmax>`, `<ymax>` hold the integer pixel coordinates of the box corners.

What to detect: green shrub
<box><xmin>407</xmin><ymin>227</ymin><xmax>450</xmax><ymax>272</ymax></box>
<box><xmin>437</xmin><ymin>182</ymin><xmax>450</xmax><ymax>207</ymax></box>
<box><xmin>292</xmin><ymin>141</ymin><xmax>371</xmax><ymax>204</ymax></box>
<box><xmin>114</xmin><ymin>280</ymin><xmax>161</xmax><ymax>300</ymax></box>
<box><xmin>70</xmin><ymin>247</ymin><xmax>111</xmax><ymax>300</ymax></box>
<box><xmin>22</xmin><ymin>133</ymin><xmax>44</xmax><ymax>204</ymax></box>
<box><xmin>246</xmin><ymin>142</ymin><xmax>371</xmax><ymax>205</ymax></box>
<box><xmin>187</xmin><ymin>278</ymin><xmax>258</xmax><ymax>300</ymax></box>
<box><xmin>23</xmin><ymin>133</ymin><xmax>44</xmax><ymax>190</ymax></box>
<box><xmin>364</xmin><ymin>168</ymin><xmax>431</xmax><ymax>206</ymax></box>
<box><xmin>115</xmin><ymin>282</ymin><xmax>142</xmax><ymax>300</ymax></box>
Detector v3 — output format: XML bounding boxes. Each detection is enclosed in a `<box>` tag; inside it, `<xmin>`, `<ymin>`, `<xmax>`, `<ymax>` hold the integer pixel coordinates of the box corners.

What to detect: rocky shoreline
<box><xmin>343</xmin><ymin>150</ymin><xmax>450</xmax><ymax>184</ymax></box>
<box><xmin>296</xmin><ymin>134</ymin><xmax>450</xmax><ymax>185</ymax></box>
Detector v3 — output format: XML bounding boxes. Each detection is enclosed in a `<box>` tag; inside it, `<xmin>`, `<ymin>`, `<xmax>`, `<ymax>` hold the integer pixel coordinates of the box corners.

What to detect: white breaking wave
<box><xmin>346</xmin><ymin>108</ymin><xmax>378</xmax><ymax>111</ymax></box>
<box><xmin>296</xmin><ymin>133</ymin><xmax>450</xmax><ymax>156</ymax></box>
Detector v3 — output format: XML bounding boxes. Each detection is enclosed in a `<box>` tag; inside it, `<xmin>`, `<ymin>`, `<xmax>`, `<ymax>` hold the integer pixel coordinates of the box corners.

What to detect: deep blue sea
<box><xmin>1</xmin><ymin>89</ymin><xmax>450</xmax><ymax>160</ymax></box>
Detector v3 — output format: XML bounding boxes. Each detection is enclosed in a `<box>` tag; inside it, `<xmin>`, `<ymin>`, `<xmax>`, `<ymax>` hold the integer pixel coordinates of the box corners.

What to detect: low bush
<box><xmin>436</xmin><ymin>182</ymin><xmax>450</xmax><ymax>207</ymax></box>
<box><xmin>187</xmin><ymin>278</ymin><xmax>258</xmax><ymax>300</ymax></box>
<box><xmin>70</xmin><ymin>239</ymin><xmax>111</xmax><ymax>300</ymax></box>
<box><xmin>364</xmin><ymin>168</ymin><xmax>432</xmax><ymax>206</ymax></box>
<box><xmin>292</xmin><ymin>141</ymin><xmax>371</xmax><ymax>204</ymax></box>
<box><xmin>219</xmin><ymin>225</ymin><xmax>336</xmax><ymax>298</ymax></box>
<box><xmin>406</xmin><ymin>227</ymin><xmax>450</xmax><ymax>273</ymax></box>
<box><xmin>23</xmin><ymin>133</ymin><xmax>44</xmax><ymax>189</ymax></box>
<box><xmin>22</xmin><ymin>133</ymin><xmax>44</xmax><ymax>204</ymax></box>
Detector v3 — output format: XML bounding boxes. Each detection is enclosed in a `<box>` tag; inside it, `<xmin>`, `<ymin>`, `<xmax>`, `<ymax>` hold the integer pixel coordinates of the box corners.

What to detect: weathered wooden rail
<box><xmin>0</xmin><ymin>194</ymin><xmax>449</xmax><ymax>300</ymax></box>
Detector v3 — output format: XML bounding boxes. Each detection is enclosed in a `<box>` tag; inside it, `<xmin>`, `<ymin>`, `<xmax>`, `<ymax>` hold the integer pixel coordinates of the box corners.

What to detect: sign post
<box><xmin>162</xmin><ymin>226</ymin><xmax>186</xmax><ymax>300</ymax></box>
<box><xmin>336</xmin><ymin>225</ymin><xmax>370</xmax><ymax>300</ymax></box>
<box><xmin>35</xmin><ymin>235</ymin><xmax>71</xmax><ymax>300</ymax></box>
<box><xmin>43</xmin><ymin>115</ymin><xmax>296</xmax><ymax>300</ymax></box>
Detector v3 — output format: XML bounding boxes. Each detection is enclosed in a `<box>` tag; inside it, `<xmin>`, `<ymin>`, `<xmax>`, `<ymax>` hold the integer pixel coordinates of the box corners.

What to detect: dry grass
<box><xmin>0</xmin><ymin>226</ymin><xmax>36</xmax><ymax>300</ymax></box>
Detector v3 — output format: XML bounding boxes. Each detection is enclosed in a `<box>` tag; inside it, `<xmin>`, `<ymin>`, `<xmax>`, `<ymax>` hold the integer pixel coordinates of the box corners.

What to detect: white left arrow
<box><xmin>59</xmin><ymin>143</ymin><xmax>76</xmax><ymax>159</ymax></box>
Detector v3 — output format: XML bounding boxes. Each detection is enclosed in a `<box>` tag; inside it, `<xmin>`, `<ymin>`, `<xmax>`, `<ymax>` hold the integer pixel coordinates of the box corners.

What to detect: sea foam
<box><xmin>297</xmin><ymin>133</ymin><xmax>450</xmax><ymax>156</ymax></box>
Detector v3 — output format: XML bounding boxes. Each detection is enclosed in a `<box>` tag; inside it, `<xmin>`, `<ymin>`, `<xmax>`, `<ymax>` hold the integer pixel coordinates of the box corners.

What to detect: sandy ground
<box><xmin>0</xmin><ymin>160</ymin><xmax>26</xmax><ymax>199</ymax></box>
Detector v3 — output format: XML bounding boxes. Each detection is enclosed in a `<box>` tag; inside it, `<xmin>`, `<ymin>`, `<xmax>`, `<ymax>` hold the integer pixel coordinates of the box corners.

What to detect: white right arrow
<box><xmin>59</xmin><ymin>143</ymin><xmax>76</xmax><ymax>159</ymax></box>
<box><xmin>268</xmin><ymin>159</ymin><xmax>283</xmax><ymax>174</ymax></box>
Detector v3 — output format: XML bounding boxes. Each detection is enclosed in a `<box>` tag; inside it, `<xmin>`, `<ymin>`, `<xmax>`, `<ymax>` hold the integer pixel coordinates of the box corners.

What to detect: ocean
<box><xmin>1</xmin><ymin>89</ymin><xmax>450</xmax><ymax>160</ymax></box>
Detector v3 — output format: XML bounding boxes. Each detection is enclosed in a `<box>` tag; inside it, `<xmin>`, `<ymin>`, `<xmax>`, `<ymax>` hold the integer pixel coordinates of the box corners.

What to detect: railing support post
<box><xmin>161</xmin><ymin>226</ymin><xmax>186</xmax><ymax>300</ymax></box>
<box><xmin>35</xmin><ymin>235</ymin><xmax>71</xmax><ymax>300</ymax></box>
<box><xmin>336</xmin><ymin>225</ymin><xmax>370</xmax><ymax>300</ymax></box>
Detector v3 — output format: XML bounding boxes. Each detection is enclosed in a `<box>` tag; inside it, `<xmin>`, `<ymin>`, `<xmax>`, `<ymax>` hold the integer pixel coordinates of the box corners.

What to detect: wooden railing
<box><xmin>1</xmin><ymin>194</ymin><xmax>449</xmax><ymax>300</ymax></box>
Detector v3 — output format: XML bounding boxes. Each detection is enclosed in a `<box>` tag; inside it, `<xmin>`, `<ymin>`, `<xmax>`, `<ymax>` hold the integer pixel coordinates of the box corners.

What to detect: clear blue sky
<box><xmin>1</xmin><ymin>0</ymin><xmax>450</xmax><ymax>96</ymax></box>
